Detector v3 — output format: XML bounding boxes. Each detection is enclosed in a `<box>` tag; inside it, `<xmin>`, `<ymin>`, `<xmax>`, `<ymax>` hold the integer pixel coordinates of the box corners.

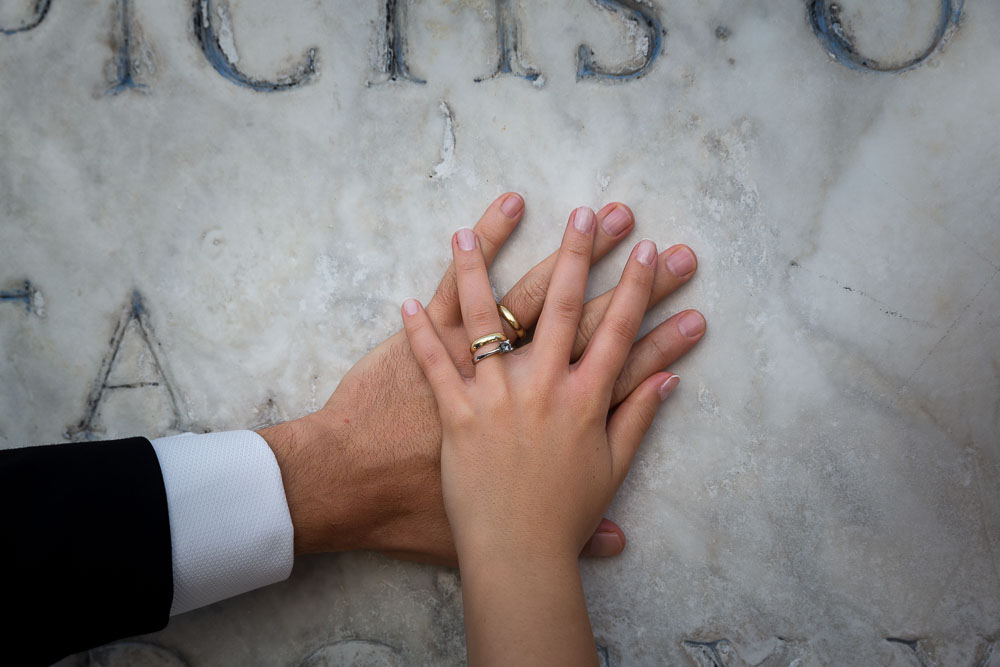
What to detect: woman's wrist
<box><xmin>455</xmin><ymin>530</ymin><xmax>581</xmax><ymax>576</ymax></box>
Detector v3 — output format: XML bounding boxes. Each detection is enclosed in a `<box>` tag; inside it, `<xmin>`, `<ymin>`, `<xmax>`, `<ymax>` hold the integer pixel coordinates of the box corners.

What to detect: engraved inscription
<box><xmin>0</xmin><ymin>0</ymin><xmax>50</xmax><ymax>35</ymax></box>
<box><xmin>476</xmin><ymin>0</ymin><xmax>541</xmax><ymax>84</ymax></box>
<box><xmin>66</xmin><ymin>291</ymin><xmax>186</xmax><ymax>440</ymax></box>
<box><xmin>106</xmin><ymin>0</ymin><xmax>154</xmax><ymax>95</ymax></box>
<box><xmin>807</xmin><ymin>0</ymin><xmax>963</xmax><ymax>72</ymax></box>
<box><xmin>577</xmin><ymin>0</ymin><xmax>664</xmax><ymax>81</ymax></box>
<box><xmin>0</xmin><ymin>279</ymin><xmax>43</xmax><ymax>316</ymax></box>
<box><xmin>886</xmin><ymin>637</ymin><xmax>999</xmax><ymax>666</ymax></box>
<box><xmin>370</xmin><ymin>0</ymin><xmax>424</xmax><ymax>85</ymax></box>
<box><xmin>193</xmin><ymin>0</ymin><xmax>318</xmax><ymax>91</ymax></box>
<box><xmin>681</xmin><ymin>637</ymin><xmax>799</xmax><ymax>666</ymax></box>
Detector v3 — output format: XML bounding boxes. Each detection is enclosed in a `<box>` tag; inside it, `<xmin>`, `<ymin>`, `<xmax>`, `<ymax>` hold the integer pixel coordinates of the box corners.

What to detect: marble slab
<box><xmin>2</xmin><ymin>0</ymin><xmax>998</xmax><ymax>665</ymax></box>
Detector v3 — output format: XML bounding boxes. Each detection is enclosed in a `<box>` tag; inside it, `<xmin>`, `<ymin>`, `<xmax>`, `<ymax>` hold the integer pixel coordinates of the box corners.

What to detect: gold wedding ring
<box><xmin>470</xmin><ymin>332</ymin><xmax>507</xmax><ymax>353</ymax></box>
<box><xmin>497</xmin><ymin>304</ymin><xmax>526</xmax><ymax>340</ymax></box>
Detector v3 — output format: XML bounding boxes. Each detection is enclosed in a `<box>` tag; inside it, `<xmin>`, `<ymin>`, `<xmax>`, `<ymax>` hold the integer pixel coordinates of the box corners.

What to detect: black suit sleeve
<box><xmin>0</xmin><ymin>438</ymin><xmax>174</xmax><ymax>666</ymax></box>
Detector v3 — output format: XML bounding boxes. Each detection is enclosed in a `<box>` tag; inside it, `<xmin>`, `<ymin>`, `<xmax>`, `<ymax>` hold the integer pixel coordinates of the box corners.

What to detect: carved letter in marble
<box><xmin>193</xmin><ymin>0</ymin><xmax>318</xmax><ymax>91</ymax></box>
<box><xmin>0</xmin><ymin>279</ymin><xmax>39</xmax><ymax>314</ymax></box>
<box><xmin>0</xmin><ymin>0</ymin><xmax>50</xmax><ymax>35</ymax></box>
<box><xmin>577</xmin><ymin>0</ymin><xmax>664</xmax><ymax>81</ymax></box>
<box><xmin>370</xmin><ymin>0</ymin><xmax>425</xmax><ymax>85</ymax></box>
<box><xmin>106</xmin><ymin>0</ymin><xmax>151</xmax><ymax>95</ymax></box>
<box><xmin>807</xmin><ymin>0</ymin><xmax>963</xmax><ymax>72</ymax></box>
<box><xmin>476</xmin><ymin>0</ymin><xmax>541</xmax><ymax>84</ymax></box>
<box><xmin>66</xmin><ymin>291</ymin><xmax>185</xmax><ymax>440</ymax></box>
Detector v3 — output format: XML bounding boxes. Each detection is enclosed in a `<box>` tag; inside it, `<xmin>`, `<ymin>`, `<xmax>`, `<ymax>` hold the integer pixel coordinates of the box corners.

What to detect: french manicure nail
<box><xmin>500</xmin><ymin>193</ymin><xmax>523</xmax><ymax>217</ymax></box>
<box><xmin>665</xmin><ymin>246</ymin><xmax>696</xmax><ymax>277</ymax></box>
<box><xmin>658</xmin><ymin>375</ymin><xmax>680</xmax><ymax>400</ymax></box>
<box><xmin>601</xmin><ymin>206</ymin><xmax>631</xmax><ymax>236</ymax></box>
<box><xmin>636</xmin><ymin>239</ymin><xmax>657</xmax><ymax>266</ymax></box>
<box><xmin>677</xmin><ymin>310</ymin><xmax>706</xmax><ymax>338</ymax></box>
<box><xmin>456</xmin><ymin>227</ymin><xmax>476</xmax><ymax>251</ymax></box>
<box><xmin>591</xmin><ymin>531</ymin><xmax>624</xmax><ymax>554</ymax></box>
<box><xmin>403</xmin><ymin>298</ymin><xmax>420</xmax><ymax>316</ymax></box>
<box><xmin>573</xmin><ymin>207</ymin><xmax>595</xmax><ymax>233</ymax></box>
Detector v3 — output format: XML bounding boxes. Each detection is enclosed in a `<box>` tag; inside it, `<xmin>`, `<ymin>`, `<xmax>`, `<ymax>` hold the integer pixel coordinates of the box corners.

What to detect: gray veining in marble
<box><xmin>2</xmin><ymin>0</ymin><xmax>998</xmax><ymax>665</ymax></box>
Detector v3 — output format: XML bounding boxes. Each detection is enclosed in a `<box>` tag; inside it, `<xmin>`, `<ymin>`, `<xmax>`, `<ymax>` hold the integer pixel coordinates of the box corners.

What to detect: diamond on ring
<box><xmin>473</xmin><ymin>339</ymin><xmax>514</xmax><ymax>364</ymax></box>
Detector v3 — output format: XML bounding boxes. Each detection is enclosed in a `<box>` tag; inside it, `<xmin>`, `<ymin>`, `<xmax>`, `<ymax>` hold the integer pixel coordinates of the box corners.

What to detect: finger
<box><xmin>607</xmin><ymin>372</ymin><xmax>679</xmax><ymax>485</ymax></box>
<box><xmin>579</xmin><ymin>518</ymin><xmax>626</xmax><ymax>558</ymax></box>
<box><xmin>428</xmin><ymin>192</ymin><xmax>525</xmax><ymax>326</ymax></box>
<box><xmin>499</xmin><ymin>203</ymin><xmax>635</xmax><ymax>338</ymax></box>
<box><xmin>611</xmin><ymin>309</ymin><xmax>706</xmax><ymax>406</ymax></box>
<box><xmin>572</xmin><ymin>244</ymin><xmax>698</xmax><ymax>360</ymax></box>
<box><xmin>533</xmin><ymin>207</ymin><xmax>597</xmax><ymax>367</ymax></box>
<box><xmin>401</xmin><ymin>298</ymin><xmax>463</xmax><ymax>399</ymax></box>
<box><xmin>578</xmin><ymin>239</ymin><xmax>658</xmax><ymax>391</ymax></box>
<box><xmin>452</xmin><ymin>227</ymin><xmax>508</xmax><ymax>380</ymax></box>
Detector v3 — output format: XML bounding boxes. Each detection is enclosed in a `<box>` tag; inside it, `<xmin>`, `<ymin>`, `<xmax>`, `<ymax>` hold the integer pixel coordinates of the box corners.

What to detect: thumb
<box><xmin>580</xmin><ymin>518</ymin><xmax>626</xmax><ymax>558</ymax></box>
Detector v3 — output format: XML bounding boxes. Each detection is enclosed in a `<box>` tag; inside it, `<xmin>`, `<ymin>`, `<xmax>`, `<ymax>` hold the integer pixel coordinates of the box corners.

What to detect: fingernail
<box><xmin>402</xmin><ymin>298</ymin><xmax>420</xmax><ymax>316</ymax></box>
<box><xmin>665</xmin><ymin>246</ymin><xmax>696</xmax><ymax>277</ymax></box>
<box><xmin>677</xmin><ymin>310</ymin><xmax>706</xmax><ymax>338</ymax></box>
<box><xmin>658</xmin><ymin>374</ymin><xmax>680</xmax><ymax>400</ymax></box>
<box><xmin>601</xmin><ymin>205</ymin><xmax>631</xmax><ymax>236</ymax></box>
<box><xmin>573</xmin><ymin>207</ymin><xmax>595</xmax><ymax>233</ymax></box>
<box><xmin>456</xmin><ymin>227</ymin><xmax>476</xmax><ymax>251</ymax></box>
<box><xmin>500</xmin><ymin>193</ymin><xmax>523</xmax><ymax>217</ymax></box>
<box><xmin>591</xmin><ymin>531</ymin><xmax>624</xmax><ymax>555</ymax></box>
<box><xmin>636</xmin><ymin>239</ymin><xmax>657</xmax><ymax>266</ymax></box>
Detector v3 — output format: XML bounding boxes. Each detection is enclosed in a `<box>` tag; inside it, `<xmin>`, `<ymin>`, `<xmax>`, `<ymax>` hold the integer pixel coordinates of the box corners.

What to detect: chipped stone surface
<box><xmin>2</xmin><ymin>1</ymin><xmax>998</xmax><ymax>664</ymax></box>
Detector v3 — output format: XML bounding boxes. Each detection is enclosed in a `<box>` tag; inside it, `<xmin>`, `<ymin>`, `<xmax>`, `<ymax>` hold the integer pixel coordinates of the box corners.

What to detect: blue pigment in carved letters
<box><xmin>193</xmin><ymin>0</ymin><xmax>318</xmax><ymax>92</ymax></box>
<box><xmin>476</xmin><ymin>0</ymin><xmax>541</xmax><ymax>84</ymax></box>
<box><xmin>0</xmin><ymin>0</ymin><xmax>50</xmax><ymax>35</ymax></box>
<box><xmin>807</xmin><ymin>0</ymin><xmax>963</xmax><ymax>72</ymax></box>
<box><xmin>371</xmin><ymin>0</ymin><xmax>425</xmax><ymax>84</ymax></box>
<box><xmin>577</xmin><ymin>0</ymin><xmax>663</xmax><ymax>81</ymax></box>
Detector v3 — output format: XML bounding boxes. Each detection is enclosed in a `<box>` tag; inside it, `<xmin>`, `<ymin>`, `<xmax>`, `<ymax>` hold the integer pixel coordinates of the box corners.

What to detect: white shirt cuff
<box><xmin>150</xmin><ymin>430</ymin><xmax>294</xmax><ymax>615</ymax></box>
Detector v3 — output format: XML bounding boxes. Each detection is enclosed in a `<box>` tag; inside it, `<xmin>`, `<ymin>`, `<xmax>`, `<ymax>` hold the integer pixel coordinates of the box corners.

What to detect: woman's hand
<box><xmin>402</xmin><ymin>206</ymin><xmax>694</xmax><ymax>665</ymax></box>
<box><xmin>264</xmin><ymin>193</ymin><xmax>704</xmax><ymax>567</ymax></box>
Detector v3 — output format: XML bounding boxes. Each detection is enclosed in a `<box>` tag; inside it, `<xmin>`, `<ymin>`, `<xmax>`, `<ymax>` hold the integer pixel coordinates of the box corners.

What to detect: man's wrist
<box><xmin>258</xmin><ymin>413</ymin><xmax>382</xmax><ymax>556</ymax></box>
<box><xmin>257</xmin><ymin>417</ymin><xmax>324</xmax><ymax>556</ymax></box>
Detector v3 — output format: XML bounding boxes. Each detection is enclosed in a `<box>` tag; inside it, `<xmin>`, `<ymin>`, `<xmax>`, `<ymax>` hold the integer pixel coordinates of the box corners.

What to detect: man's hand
<box><xmin>258</xmin><ymin>194</ymin><xmax>705</xmax><ymax>565</ymax></box>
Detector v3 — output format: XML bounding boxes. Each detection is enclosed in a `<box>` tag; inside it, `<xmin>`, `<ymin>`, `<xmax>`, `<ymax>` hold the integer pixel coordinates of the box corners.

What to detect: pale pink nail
<box><xmin>402</xmin><ymin>298</ymin><xmax>420</xmax><ymax>316</ymax></box>
<box><xmin>573</xmin><ymin>207</ymin><xmax>595</xmax><ymax>233</ymax></box>
<box><xmin>456</xmin><ymin>227</ymin><xmax>476</xmax><ymax>251</ymax></box>
<box><xmin>601</xmin><ymin>206</ymin><xmax>631</xmax><ymax>236</ymax></box>
<box><xmin>636</xmin><ymin>239</ymin><xmax>657</xmax><ymax>266</ymax></box>
<box><xmin>677</xmin><ymin>310</ymin><xmax>705</xmax><ymax>338</ymax></box>
<box><xmin>658</xmin><ymin>375</ymin><xmax>680</xmax><ymax>400</ymax></box>
<box><xmin>500</xmin><ymin>193</ymin><xmax>523</xmax><ymax>217</ymax></box>
<box><xmin>665</xmin><ymin>246</ymin><xmax>696</xmax><ymax>277</ymax></box>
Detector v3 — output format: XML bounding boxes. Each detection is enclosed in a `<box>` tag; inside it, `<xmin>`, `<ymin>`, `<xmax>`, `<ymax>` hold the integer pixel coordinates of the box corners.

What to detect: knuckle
<box><xmin>563</xmin><ymin>239</ymin><xmax>591</xmax><ymax>261</ymax></box>
<box><xmin>550</xmin><ymin>293</ymin><xmax>582</xmax><ymax>321</ymax></box>
<box><xmin>522</xmin><ymin>383</ymin><xmax>552</xmax><ymax>410</ymax></box>
<box><xmin>420</xmin><ymin>345</ymin><xmax>446</xmax><ymax>371</ymax></box>
<box><xmin>467</xmin><ymin>307</ymin><xmax>497</xmax><ymax>331</ymax></box>
<box><xmin>646</xmin><ymin>331</ymin><xmax>672</xmax><ymax>363</ymax></box>
<box><xmin>456</xmin><ymin>258</ymin><xmax>482</xmax><ymax>277</ymax></box>
<box><xmin>603</xmin><ymin>313</ymin><xmax>638</xmax><ymax>344</ymax></box>
<box><xmin>476</xmin><ymin>224</ymin><xmax>503</xmax><ymax>252</ymax></box>
<box><xmin>513</xmin><ymin>272</ymin><xmax>549</xmax><ymax>312</ymax></box>
<box><xmin>447</xmin><ymin>400</ymin><xmax>477</xmax><ymax>428</ymax></box>
<box><xmin>621</xmin><ymin>265</ymin><xmax>652</xmax><ymax>293</ymax></box>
